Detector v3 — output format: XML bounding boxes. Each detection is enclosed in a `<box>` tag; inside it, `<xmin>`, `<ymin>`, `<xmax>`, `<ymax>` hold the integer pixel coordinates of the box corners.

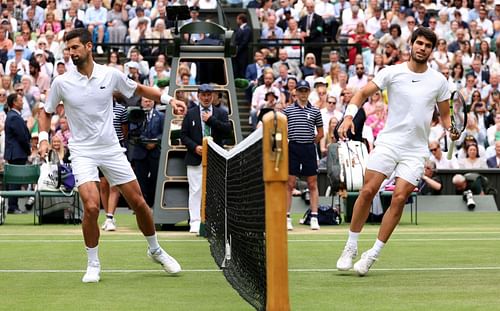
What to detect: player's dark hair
<box><xmin>64</xmin><ymin>28</ymin><xmax>92</xmax><ymax>45</ymax></box>
<box><xmin>410</xmin><ymin>27</ymin><xmax>437</xmax><ymax>49</ymax></box>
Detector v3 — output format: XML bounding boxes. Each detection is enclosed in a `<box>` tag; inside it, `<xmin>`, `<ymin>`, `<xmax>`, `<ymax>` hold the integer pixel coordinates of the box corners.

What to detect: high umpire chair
<box><xmin>0</xmin><ymin>163</ymin><xmax>40</xmax><ymax>225</ymax></box>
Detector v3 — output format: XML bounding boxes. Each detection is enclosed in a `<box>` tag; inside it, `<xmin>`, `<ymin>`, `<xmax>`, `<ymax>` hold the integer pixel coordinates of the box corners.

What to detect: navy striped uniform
<box><xmin>283</xmin><ymin>102</ymin><xmax>323</xmax><ymax>176</ymax></box>
<box><xmin>112</xmin><ymin>101</ymin><xmax>128</xmax><ymax>145</ymax></box>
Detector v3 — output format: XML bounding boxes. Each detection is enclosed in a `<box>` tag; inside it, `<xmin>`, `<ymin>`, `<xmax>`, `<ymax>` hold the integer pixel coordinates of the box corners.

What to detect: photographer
<box><xmin>130</xmin><ymin>96</ymin><xmax>164</xmax><ymax>207</ymax></box>
<box><xmin>452</xmin><ymin>173</ymin><xmax>485</xmax><ymax>210</ymax></box>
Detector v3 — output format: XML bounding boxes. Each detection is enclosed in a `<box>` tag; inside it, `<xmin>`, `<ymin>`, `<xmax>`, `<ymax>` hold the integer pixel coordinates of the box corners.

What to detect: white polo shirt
<box><xmin>46</xmin><ymin>63</ymin><xmax>137</xmax><ymax>155</ymax></box>
<box><xmin>371</xmin><ymin>62</ymin><xmax>450</xmax><ymax>156</ymax></box>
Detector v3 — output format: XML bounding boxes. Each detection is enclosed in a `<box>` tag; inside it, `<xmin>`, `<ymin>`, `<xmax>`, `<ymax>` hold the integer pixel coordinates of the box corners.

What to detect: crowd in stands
<box><xmin>236</xmin><ymin>0</ymin><xmax>500</xmax><ymax>180</ymax></box>
<box><xmin>0</xmin><ymin>0</ymin><xmax>499</xmax><ymax>217</ymax></box>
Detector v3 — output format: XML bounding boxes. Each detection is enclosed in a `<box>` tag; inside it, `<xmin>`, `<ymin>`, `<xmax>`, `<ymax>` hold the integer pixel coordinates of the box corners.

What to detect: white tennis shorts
<box><xmin>70</xmin><ymin>147</ymin><xmax>136</xmax><ymax>187</ymax></box>
<box><xmin>366</xmin><ymin>144</ymin><xmax>426</xmax><ymax>186</ymax></box>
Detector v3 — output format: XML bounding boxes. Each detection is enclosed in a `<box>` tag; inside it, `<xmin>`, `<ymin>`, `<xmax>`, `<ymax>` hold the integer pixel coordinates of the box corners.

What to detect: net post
<box><xmin>262</xmin><ymin>112</ymin><xmax>290</xmax><ymax>311</ymax></box>
<box><xmin>201</xmin><ymin>137</ymin><xmax>211</xmax><ymax>226</ymax></box>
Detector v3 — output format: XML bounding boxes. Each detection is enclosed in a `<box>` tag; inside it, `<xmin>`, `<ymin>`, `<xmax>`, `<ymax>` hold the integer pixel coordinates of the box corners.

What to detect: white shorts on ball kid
<box><xmin>366</xmin><ymin>144</ymin><xmax>425</xmax><ymax>186</ymax></box>
<box><xmin>70</xmin><ymin>147</ymin><xmax>136</xmax><ymax>187</ymax></box>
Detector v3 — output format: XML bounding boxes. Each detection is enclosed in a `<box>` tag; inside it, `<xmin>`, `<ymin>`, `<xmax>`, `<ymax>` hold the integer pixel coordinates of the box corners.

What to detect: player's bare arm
<box><xmin>338</xmin><ymin>81</ymin><xmax>380</xmax><ymax>140</ymax></box>
<box><xmin>436</xmin><ymin>99</ymin><xmax>459</xmax><ymax>141</ymax></box>
<box><xmin>37</xmin><ymin>109</ymin><xmax>52</xmax><ymax>158</ymax></box>
<box><xmin>135</xmin><ymin>84</ymin><xmax>186</xmax><ymax>112</ymax></box>
<box><xmin>315</xmin><ymin>127</ymin><xmax>324</xmax><ymax>144</ymax></box>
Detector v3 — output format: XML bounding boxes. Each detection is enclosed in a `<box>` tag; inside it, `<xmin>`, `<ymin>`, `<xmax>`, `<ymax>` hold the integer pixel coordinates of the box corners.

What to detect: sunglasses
<box><xmin>328</xmin><ymin>101</ymin><xmax>336</xmax><ymax>104</ymax></box>
<box><xmin>429</xmin><ymin>148</ymin><xmax>438</xmax><ymax>152</ymax></box>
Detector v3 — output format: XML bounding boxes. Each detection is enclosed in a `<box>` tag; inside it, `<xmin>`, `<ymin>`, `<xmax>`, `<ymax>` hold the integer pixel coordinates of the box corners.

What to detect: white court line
<box><xmin>2</xmin><ymin>231</ymin><xmax>500</xmax><ymax>236</ymax></box>
<box><xmin>1</xmin><ymin>238</ymin><xmax>500</xmax><ymax>243</ymax></box>
<box><xmin>1</xmin><ymin>267</ymin><xmax>500</xmax><ymax>273</ymax></box>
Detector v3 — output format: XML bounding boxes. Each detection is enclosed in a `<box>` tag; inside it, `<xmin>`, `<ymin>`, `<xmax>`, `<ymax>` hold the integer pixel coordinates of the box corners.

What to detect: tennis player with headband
<box><xmin>38</xmin><ymin>28</ymin><xmax>185</xmax><ymax>283</ymax></box>
<box><xmin>336</xmin><ymin>27</ymin><xmax>461</xmax><ymax>276</ymax></box>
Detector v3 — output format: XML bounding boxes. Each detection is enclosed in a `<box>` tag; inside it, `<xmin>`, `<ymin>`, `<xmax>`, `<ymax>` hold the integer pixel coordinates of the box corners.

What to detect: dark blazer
<box><xmin>298</xmin><ymin>13</ymin><xmax>324</xmax><ymax>42</ymax></box>
<box><xmin>181</xmin><ymin>104</ymin><xmax>232</xmax><ymax>166</ymax></box>
<box><xmin>487</xmin><ymin>156</ymin><xmax>498</xmax><ymax>168</ymax></box>
<box><xmin>4</xmin><ymin>110</ymin><xmax>30</xmax><ymax>162</ymax></box>
<box><xmin>131</xmin><ymin>109</ymin><xmax>164</xmax><ymax>160</ymax></box>
<box><xmin>234</xmin><ymin>23</ymin><xmax>252</xmax><ymax>78</ymax></box>
<box><xmin>245</xmin><ymin>63</ymin><xmax>270</xmax><ymax>81</ymax></box>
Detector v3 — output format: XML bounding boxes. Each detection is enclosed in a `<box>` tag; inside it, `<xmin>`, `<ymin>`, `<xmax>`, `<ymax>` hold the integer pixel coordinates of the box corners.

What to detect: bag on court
<box><xmin>37</xmin><ymin>153</ymin><xmax>59</xmax><ymax>192</ymax></box>
<box><xmin>326</xmin><ymin>142</ymin><xmax>341</xmax><ymax>193</ymax></box>
<box><xmin>300</xmin><ymin>205</ymin><xmax>342</xmax><ymax>225</ymax></box>
<box><xmin>338</xmin><ymin>140</ymin><xmax>369</xmax><ymax>191</ymax></box>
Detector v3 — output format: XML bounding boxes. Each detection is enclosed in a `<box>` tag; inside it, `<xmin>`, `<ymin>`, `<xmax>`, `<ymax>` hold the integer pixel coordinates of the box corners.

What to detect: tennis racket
<box><xmin>446</xmin><ymin>90</ymin><xmax>467</xmax><ymax>160</ymax></box>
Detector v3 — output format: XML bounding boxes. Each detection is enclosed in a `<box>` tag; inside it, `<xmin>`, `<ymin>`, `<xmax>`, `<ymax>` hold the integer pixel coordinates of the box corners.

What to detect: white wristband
<box><xmin>345</xmin><ymin>104</ymin><xmax>358</xmax><ymax>118</ymax></box>
<box><xmin>160</xmin><ymin>92</ymin><xmax>172</xmax><ymax>105</ymax></box>
<box><xmin>38</xmin><ymin>131</ymin><xmax>49</xmax><ymax>148</ymax></box>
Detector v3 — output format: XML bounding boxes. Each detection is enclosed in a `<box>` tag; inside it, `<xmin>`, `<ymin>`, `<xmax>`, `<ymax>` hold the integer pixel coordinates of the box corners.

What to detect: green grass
<box><xmin>1</xmin><ymin>211</ymin><xmax>500</xmax><ymax>311</ymax></box>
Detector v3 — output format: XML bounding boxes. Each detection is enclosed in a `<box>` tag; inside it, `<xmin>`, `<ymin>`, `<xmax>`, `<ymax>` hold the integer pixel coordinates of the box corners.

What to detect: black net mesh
<box><xmin>205</xmin><ymin>135</ymin><xmax>266</xmax><ymax>311</ymax></box>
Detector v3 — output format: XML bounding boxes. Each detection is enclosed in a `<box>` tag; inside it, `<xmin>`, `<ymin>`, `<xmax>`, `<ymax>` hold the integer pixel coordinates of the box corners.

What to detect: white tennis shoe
<box><xmin>353</xmin><ymin>251</ymin><xmax>378</xmax><ymax>276</ymax></box>
<box><xmin>82</xmin><ymin>261</ymin><xmax>101</xmax><ymax>283</ymax></box>
<box><xmin>148</xmin><ymin>248</ymin><xmax>182</xmax><ymax>274</ymax></box>
<box><xmin>102</xmin><ymin>219</ymin><xmax>116</xmax><ymax>231</ymax></box>
<box><xmin>336</xmin><ymin>243</ymin><xmax>357</xmax><ymax>271</ymax></box>
<box><xmin>287</xmin><ymin>218</ymin><xmax>293</xmax><ymax>231</ymax></box>
<box><xmin>310</xmin><ymin>217</ymin><xmax>320</xmax><ymax>230</ymax></box>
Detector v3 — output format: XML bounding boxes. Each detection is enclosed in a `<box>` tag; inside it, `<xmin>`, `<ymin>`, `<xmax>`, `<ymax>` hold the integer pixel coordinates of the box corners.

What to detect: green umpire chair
<box><xmin>0</xmin><ymin>164</ymin><xmax>40</xmax><ymax>225</ymax></box>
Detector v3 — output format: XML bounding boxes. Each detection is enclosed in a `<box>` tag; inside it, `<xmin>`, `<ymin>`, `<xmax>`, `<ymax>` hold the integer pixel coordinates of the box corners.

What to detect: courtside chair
<box><xmin>0</xmin><ymin>164</ymin><xmax>40</xmax><ymax>225</ymax></box>
<box><xmin>37</xmin><ymin>188</ymin><xmax>81</xmax><ymax>225</ymax></box>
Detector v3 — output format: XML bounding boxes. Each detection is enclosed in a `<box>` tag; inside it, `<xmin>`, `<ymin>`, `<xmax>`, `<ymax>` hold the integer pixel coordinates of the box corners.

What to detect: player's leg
<box><xmin>99</xmin><ymin>174</ymin><xmax>116</xmax><ymax>231</ymax></box>
<box><xmin>286</xmin><ymin>175</ymin><xmax>297</xmax><ymax>231</ymax></box>
<box><xmin>79</xmin><ymin>181</ymin><xmax>102</xmax><ymax>283</ymax></box>
<box><xmin>353</xmin><ymin>153</ymin><xmax>423</xmax><ymax>276</ymax></box>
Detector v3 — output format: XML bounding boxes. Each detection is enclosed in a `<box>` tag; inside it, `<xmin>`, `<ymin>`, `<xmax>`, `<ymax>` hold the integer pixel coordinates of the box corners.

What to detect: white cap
<box><xmin>128</xmin><ymin>61</ymin><xmax>139</xmax><ymax>69</ymax></box>
<box><xmin>314</xmin><ymin>77</ymin><xmax>327</xmax><ymax>87</ymax></box>
<box><xmin>34</xmin><ymin>49</ymin><xmax>44</xmax><ymax>56</ymax></box>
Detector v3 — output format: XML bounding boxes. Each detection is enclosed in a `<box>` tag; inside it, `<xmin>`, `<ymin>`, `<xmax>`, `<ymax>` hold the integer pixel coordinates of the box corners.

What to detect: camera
<box><xmin>463</xmin><ymin>190</ymin><xmax>475</xmax><ymax>210</ymax></box>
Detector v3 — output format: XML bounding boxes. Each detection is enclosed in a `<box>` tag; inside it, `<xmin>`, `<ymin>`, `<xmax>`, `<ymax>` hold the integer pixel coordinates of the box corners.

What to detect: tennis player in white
<box><xmin>336</xmin><ymin>27</ymin><xmax>460</xmax><ymax>276</ymax></box>
<box><xmin>38</xmin><ymin>29</ymin><xmax>186</xmax><ymax>283</ymax></box>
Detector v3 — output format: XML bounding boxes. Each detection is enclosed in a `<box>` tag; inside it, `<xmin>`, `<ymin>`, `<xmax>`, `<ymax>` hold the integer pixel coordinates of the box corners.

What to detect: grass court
<box><xmin>1</xmin><ymin>210</ymin><xmax>500</xmax><ymax>311</ymax></box>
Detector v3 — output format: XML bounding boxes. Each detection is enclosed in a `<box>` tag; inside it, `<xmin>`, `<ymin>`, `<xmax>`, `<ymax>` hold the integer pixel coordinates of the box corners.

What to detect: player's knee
<box><xmin>390</xmin><ymin>192</ymin><xmax>408</xmax><ymax>207</ymax></box>
<box><xmin>83</xmin><ymin>204</ymin><xmax>100</xmax><ymax>219</ymax></box>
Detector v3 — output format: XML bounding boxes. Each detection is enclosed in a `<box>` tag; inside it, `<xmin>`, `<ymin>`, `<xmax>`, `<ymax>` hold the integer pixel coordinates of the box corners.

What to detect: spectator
<box><xmin>40</xmin><ymin>11</ymin><xmax>62</xmax><ymax>34</ymax></box>
<box><xmin>322</xmin><ymin>50</ymin><xmax>346</xmax><ymax>74</ymax></box>
<box><xmin>45</xmin><ymin>31</ymin><xmax>61</xmax><ymax>60</ymax></box>
<box><xmin>129</xmin><ymin>96</ymin><xmax>162</xmax><ymax>208</ymax></box>
<box><xmin>373</xmin><ymin>18</ymin><xmax>390</xmax><ymax>40</ymax></box>
<box><xmin>299</xmin><ymin>0</ymin><xmax>324</xmax><ymax>65</ymax></box>
<box><xmin>6</xmin><ymin>45</ymin><xmax>30</xmax><ymax>76</ymax></box>
<box><xmin>106</xmin><ymin>0</ymin><xmax>128</xmax><ymax>52</ymax></box>
<box><xmin>283</xmin><ymin>80</ymin><xmax>323</xmax><ymax>231</ymax></box>
<box><xmin>321</xmin><ymin>95</ymin><xmax>343</xmax><ymax>135</ymax></box>
<box><xmin>4</xmin><ymin>92</ymin><xmax>31</xmax><ymax>214</ymax></box>
<box><xmin>124</xmin><ymin>49</ymin><xmax>149</xmax><ymax>76</ymax></box>
<box><xmin>481</xmin><ymin>73</ymin><xmax>499</xmax><ymax>107</ymax></box>
<box><xmin>347</xmin><ymin>63</ymin><xmax>368</xmax><ymax>92</ymax></box>
<box><xmin>233</xmin><ymin>13</ymin><xmax>252</xmax><ymax>79</ymax></box>
<box><xmin>84</xmin><ymin>0</ymin><xmax>108</xmax><ymax>55</ymax></box>
<box><xmin>45</xmin><ymin>0</ymin><xmax>63</xmax><ymax>23</ymax></box>
<box><xmin>458</xmin><ymin>143</ymin><xmax>488</xmax><ymax>168</ymax></box>
<box><xmin>300</xmin><ymin>52</ymin><xmax>318</xmax><ymax>78</ymax></box>
<box><xmin>347</xmin><ymin>22</ymin><xmax>371</xmax><ymax>66</ymax></box>
<box><xmin>315</xmin><ymin>0</ymin><xmax>338</xmax><ymax>41</ymax></box>
<box><xmin>23</xmin><ymin>0</ymin><xmax>45</xmax><ymax>28</ymax></box>
<box><xmin>29</xmin><ymin>58</ymin><xmax>51</xmax><ymax>94</ymax></box>
<box><xmin>450</xmin><ymin>63</ymin><xmax>466</xmax><ymax>91</ymax></box>
<box><xmin>477</xmin><ymin>6</ymin><xmax>493</xmax><ymax>37</ymax></box>
<box><xmin>380</xmin><ymin>23</ymin><xmax>405</xmax><ymax>52</ymax></box>
<box><xmin>366</xmin><ymin>6</ymin><xmax>383</xmax><ymax>35</ymax></box>
<box><xmin>272</xmin><ymin>49</ymin><xmax>302</xmax><ymax>80</ymax></box>
<box><xmin>429</xmin><ymin>140</ymin><xmax>459</xmax><ymax>169</ymax></box>
<box><xmin>487</xmin><ymin>140</ymin><xmax>500</xmax><ymax>168</ymax></box>
<box><xmin>435</xmin><ymin>10</ymin><xmax>450</xmax><ymax>40</ymax></box>
<box><xmin>469</xmin><ymin>56</ymin><xmax>490</xmax><ymax>89</ymax></box>
<box><xmin>19</xmin><ymin>77</ymin><xmax>39</xmax><ymax>109</ymax></box>
<box><xmin>107</xmin><ymin>51</ymin><xmax>124</xmax><ymax>72</ymax></box>
<box><xmin>486</xmin><ymin>112</ymin><xmax>500</xmax><ymax>147</ymax></box>
<box><xmin>417</xmin><ymin>160</ymin><xmax>442</xmax><ymax>195</ymax></box>
<box><xmin>308</xmin><ymin>76</ymin><xmax>328</xmax><ymax>108</ymax></box>
<box><xmin>180</xmin><ymin>84</ymin><xmax>232</xmax><ymax>234</ymax></box>
<box><xmin>475</xmin><ymin>40</ymin><xmax>496</xmax><ymax>69</ymax></box>
<box><xmin>320</xmin><ymin>115</ymin><xmax>339</xmax><ymax>160</ymax></box>
<box><xmin>251</xmin><ymin>70</ymin><xmax>281</xmax><ymax>129</ymax></box>
<box><xmin>433</xmin><ymin>39</ymin><xmax>454</xmax><ymax>71</ymax></box>
<box><xmin>365</xmin><ymin>101</ymin><xmax>386</xmax><ymax>139</ymax></box>
<box><xmin>382</xmin><ymin>41</ymin><xmax>399</xmax><ymax>66</ymax></box>
<box><xmin>363</xmin><ymin>90</ymin><xmax>383</xmax><ymax>117</ymax></box>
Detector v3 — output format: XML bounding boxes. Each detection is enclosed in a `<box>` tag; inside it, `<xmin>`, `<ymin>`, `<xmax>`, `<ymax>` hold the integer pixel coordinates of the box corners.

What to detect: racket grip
<box><xmin>447</xmin><ymin>141</ymin><xmax>455</xmax><ymax>160</ymax></box>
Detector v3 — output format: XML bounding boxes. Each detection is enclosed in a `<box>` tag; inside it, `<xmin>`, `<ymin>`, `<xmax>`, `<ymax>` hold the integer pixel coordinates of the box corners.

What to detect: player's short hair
<box><xmin>64</xmin><ymin>28</ymin><xmax>92</xmax><ymax>45</ymax></box>
<box><xmin>410</xmin><ymin>27</ymin><xmax>437</xmax><ymax>49</ymax></box>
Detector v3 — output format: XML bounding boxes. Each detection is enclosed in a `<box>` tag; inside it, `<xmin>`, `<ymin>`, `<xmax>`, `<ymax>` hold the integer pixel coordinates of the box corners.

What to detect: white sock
<box><xmin>86</xmin><ymin>246</ymin><xmax>99</xmax><ymax>263</ymax></box>
<box><xmin>347</xmin><ymin>230</ymin><xmax>360</xmax><ymax>246</ymax></box>
<box><xmin>369</xmin><ymin>239</ymin><xmax>385</xmax><ymax>257</ymax></box>
<box><xmin>145</xmin><ymin>234</ymin><xmax>161</xmax><ymax>252</ymax></box>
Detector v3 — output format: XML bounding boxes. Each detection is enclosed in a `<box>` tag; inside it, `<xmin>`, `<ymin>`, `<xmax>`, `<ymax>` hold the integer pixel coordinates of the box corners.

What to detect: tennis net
<box><xmin>202</xmin><ymin>112</ymin><xmax>290</xmax><ymax>311</ymax></box>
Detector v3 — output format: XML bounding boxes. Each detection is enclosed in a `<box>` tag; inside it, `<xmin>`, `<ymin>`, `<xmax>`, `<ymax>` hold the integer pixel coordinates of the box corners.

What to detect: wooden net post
<box><xmin>201</xmin><ymin>137</ymin><xmax>211</xmax><ymax>229</ymax></box>
<box><xmin>262</xmin><ymin>112</ymin><xmax>290</xmax><ymax>311</ymax></box>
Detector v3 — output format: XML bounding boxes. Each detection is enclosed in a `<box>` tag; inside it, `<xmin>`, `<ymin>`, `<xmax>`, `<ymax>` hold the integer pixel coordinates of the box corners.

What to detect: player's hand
<box><xmin>338</xmin><ymin>117</ymin><xmax>355</xmax><ymax>140</ymax></box>
<box><xmin>38</xmin><ymin>140</ymin><xmax>49</xmax><ymax>159</ymax></box>
<box><xmin>449</xmin><ymin>126</ymin><xmax>460</xmax><ymax>141</ymax></box>
<box><xmin>170</xmin><ymin>98</ymin><xmax>186</xmax><ymax>113</ymax></box>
